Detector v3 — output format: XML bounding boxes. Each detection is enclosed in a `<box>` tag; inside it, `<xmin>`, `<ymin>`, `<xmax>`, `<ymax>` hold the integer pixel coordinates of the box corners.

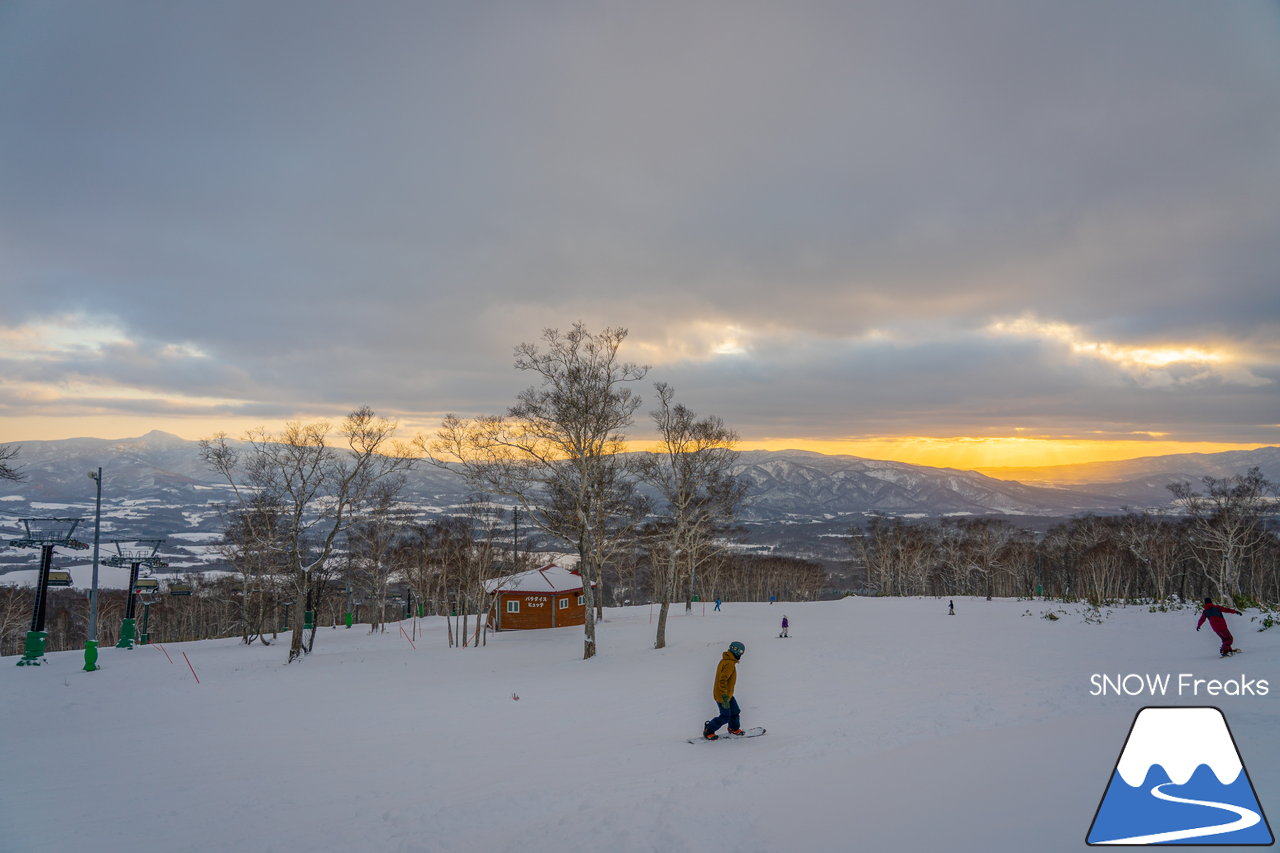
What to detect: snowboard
<box><xmin>687</xmin><ymin>726</ymin><xmax>766</xmax><ymax>744</ymax></box>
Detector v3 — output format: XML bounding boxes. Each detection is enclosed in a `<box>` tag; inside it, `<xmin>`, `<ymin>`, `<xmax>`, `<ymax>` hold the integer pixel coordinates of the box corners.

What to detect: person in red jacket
<box><xmin>1197</xmin><ymin>598</ymin><xmax>1242</xmax><ymax>657</ymax></box>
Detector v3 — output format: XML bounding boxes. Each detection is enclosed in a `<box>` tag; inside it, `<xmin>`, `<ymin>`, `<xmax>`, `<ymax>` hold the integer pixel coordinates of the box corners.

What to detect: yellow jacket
<box><xmin>712</xmin><ymin>650</ymin><xmax>738</xmax><ymax>704</ymax></box>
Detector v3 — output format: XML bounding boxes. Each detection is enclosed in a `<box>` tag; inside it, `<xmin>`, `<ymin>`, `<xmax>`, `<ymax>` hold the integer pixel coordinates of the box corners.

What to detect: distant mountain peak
<box><xmin>137</xmin><ymin>429</ymin><xmax>188</xmax><ymax>443</ymax></box>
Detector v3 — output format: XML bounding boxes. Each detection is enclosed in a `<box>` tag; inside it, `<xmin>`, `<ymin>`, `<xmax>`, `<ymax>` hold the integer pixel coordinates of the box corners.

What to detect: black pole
<box><xmin>124</xmin><ymin>562</ymin><xmax>141</xmax><ymax>620</ymax></box>
<box><xmin>30</xmin><ymin>544</ymin><xmax>54</xmax><ymax>632</ymax></box>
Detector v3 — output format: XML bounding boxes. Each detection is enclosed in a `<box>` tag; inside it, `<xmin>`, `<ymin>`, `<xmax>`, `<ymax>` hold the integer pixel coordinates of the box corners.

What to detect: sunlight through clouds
<box><xmin>0</xmin><ymin>315</ymin><xmax>132</xmax><ymax>359</ymax></box>
<box><xmin>985</xmin><ymin>315</ymin><xmax>1267</xmax><ymax>385</ymax></box>
<box><xmin>0</xmin><ymin>2</ymin><xmax>1276</xmax><ymax>463</ymax></box>
<box><xmin>629</xmin><ymin>321</ymin><xmax>755</xmax><ymax>364</ymax></box>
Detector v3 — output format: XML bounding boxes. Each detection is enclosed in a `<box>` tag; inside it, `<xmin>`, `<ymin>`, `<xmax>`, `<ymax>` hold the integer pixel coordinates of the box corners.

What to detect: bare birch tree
<box><xmin>0</xmin><ymin>585</ymin><xmax>30</xmax><ymax>655</ymax></box>
<box><xmin>215</xmin><ymin>494</ymin><xmax>289</xmax><ymax>645</ymax></box>
<box><xmin>542</xmin><ymin>452</ymin><xmax>650</xmax><ymax>621</ymax></box>
<box><xmin>425</xmin><ymin>323</ymin><xmax>648</xmax><ymax>660</ymax></box>
<box><xmin>1169</xmin><ymin>467</ymin><xmax>1275</xmax><ymax>601</ymax></box>
<box><xmin>636</xmin><ymin>383</ymin><xmax>744</xmax><ymax>649</ymax></box>
<box><xmin>345</xmin><ymin>481</ymin><xmax>414</xmax><ymax>634</ymax></box>
<box><xmin>1116</xmin><ymin>512</ymin><xmax>1189</xmax><ymax>602</ymax></box>
<box><xmin>857</xmin><ymin>516</ymin><xmax>936</xmax><ymax>596</ymax></box>
<box><xmin>202</xmin><ymin>407</ymin><xmax>416</xmax><ymax>662</ymax></box>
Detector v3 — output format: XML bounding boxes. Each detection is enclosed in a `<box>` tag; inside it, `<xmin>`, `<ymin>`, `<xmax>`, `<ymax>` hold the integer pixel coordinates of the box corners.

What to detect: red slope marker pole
<box><xmin>400</xmin><ymin>624</ymin><xmax>416</xmax><ymax>650</ymax></box>
<box><xmin>155</xmin><ymin>643</ymin><xmax>174</xmax><ymax>664</ymax></box>
<box><xmin>182</xmin><ymin>651</ymin><xmax>200</xmax><ymax>684</ymax></box>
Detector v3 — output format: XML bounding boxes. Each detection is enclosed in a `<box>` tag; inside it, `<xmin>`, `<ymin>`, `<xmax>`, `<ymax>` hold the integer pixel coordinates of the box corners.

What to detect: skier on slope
<box><xmin>1197</xmin><ymin>598</ymin><xmax>1242</xmax><ymax>657</ymax></box>
<box><xmin>703</xmin><ymin>641</ymin><xmax>746</xmax><ymax>740</ymax></box>
<box><xmin>779</xmin><ymin>615</ymin><xmax>789</xmax><ymax>638</ymax></box>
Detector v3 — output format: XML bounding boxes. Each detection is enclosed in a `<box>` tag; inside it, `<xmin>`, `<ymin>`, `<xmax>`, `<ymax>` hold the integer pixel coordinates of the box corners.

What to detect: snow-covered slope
<box><xmin>3</xmin><ymin>598</ymin><xmax>1276</xmax><ymax>853</ymax></box>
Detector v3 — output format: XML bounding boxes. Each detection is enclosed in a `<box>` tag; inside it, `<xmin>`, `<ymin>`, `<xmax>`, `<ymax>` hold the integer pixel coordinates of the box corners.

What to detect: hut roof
<box><xmin>484</xmin><ymin>564</ymin><xmax>585</xmax><ymax>595</ymax></box>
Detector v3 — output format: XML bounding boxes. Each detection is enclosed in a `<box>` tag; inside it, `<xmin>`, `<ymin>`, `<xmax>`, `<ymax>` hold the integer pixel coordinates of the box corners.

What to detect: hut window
<box><xmin>577</xmin><ymin>595</ymin><xmax>584</xmax><ymax>606</ymax></box>
<box><xmin>558</xmin><ymin>597</ymin><xmax>568</xmax><ymax>609</ymax></box>
<box><xmin>506</xmin><ymin>600</ymin><xmax>520</xmax><ymax>614</ymax></box>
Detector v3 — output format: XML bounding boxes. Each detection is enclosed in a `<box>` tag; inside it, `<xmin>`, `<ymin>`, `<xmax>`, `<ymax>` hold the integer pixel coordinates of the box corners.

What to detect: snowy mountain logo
<box><xmin>1087</xmin><ymin>706</ymin><xmax>1273</xmax><ymax>846</ymax></box>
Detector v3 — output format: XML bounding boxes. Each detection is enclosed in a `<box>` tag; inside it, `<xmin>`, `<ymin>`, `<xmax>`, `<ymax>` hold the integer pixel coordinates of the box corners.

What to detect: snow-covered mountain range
<box><xmin>981</xmin><ymin>446</ymin><xmax>1280</xmax><ymax>492</ymax></box>
<box><xmin>0</xmin><ymin>431</ymin><xmax>1274</xmax><ymax>574</ymax></box>
<box><xmin>731</xmin><ymin>449</ymin><xmax>1124</xmax><ymax>519</ymax></box>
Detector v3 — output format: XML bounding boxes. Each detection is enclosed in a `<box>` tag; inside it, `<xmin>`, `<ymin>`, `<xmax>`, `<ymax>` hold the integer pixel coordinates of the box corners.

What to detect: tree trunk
<box><xmin>580</xmin><ymin>557</ymin><xmax>598</xmax><ymax>659</ymax></box>
<box><xmin>655</xmin><ymin>601</ymin><xmax>671</xmax><ymax>649</ymax></box>
<box><xmin>654</xmin><ymin>552</ymin><xmax>678</xmax><ymax>649</ymax></box>
<box><xmin>287</xmin><ymin>574</ymin><xmax>305</xmax><ymax>663</ymax></box>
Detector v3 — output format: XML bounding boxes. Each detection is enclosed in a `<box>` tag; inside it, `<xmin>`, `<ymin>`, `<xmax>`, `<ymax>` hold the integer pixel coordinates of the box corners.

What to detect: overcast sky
<box><xmin>1</xmin><ymin>1</ymin><xmax>1277</xmax><ymax>467</ymax></box>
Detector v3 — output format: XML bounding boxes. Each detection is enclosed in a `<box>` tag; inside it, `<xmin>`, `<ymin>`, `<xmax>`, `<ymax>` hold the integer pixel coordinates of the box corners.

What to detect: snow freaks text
<box><xmin>1090</xmin><ymin>673</ymin><xmax>1269</xmax><ymax>697</ymax></box>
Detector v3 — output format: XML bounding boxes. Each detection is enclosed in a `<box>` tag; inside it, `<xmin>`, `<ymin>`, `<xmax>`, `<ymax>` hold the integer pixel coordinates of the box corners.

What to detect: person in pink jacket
<box><xmin>1197</xmin><ymin>598</ymin><xmax>1242</xmax><ymax>657</ymax></box>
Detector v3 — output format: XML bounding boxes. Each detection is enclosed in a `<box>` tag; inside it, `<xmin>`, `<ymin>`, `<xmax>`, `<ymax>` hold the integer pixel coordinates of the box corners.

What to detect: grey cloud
<box><xmin>654</xmin><ymin>331</ymin><xmax>1276</xmax><ymax>443</ymax></box>
<box><xmin>1</xmin><ymin>1</ymin><xmax>1277</xmax><ymax>446</ymax></box>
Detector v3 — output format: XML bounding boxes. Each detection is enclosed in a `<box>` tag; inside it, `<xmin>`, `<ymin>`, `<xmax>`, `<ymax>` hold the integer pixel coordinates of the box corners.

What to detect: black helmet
<box><xmin>728</xmin><ymin>641</ymin><xmax>745</xmax><ymax>659</ymax></box>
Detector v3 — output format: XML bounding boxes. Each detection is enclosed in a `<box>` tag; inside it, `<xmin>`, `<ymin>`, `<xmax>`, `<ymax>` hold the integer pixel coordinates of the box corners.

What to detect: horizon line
<box><xmin>2</xmin><ymin>428</ymin><xmax>1274</xmax><ymax>476</ymax></box>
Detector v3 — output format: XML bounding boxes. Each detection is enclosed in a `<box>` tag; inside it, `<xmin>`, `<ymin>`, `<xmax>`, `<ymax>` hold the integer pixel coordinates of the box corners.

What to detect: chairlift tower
<box><xmin>86</xmin><ymin>467</ymin><xmax>103</xmax><ymax>671</ymax></box>
<box><xmin>10</xmin><ymin>518</ymin><xmax>89</xmax><ymax>666</ymax></box>
<box><xmin>132</xmin><ymin>578</ymin><xmax>161</xmax><ymax>645</ymax></box>
<box><xmin>103</xmin><ymin>539</ymin><xmax>166</xmax><ymax>649</ymax></box>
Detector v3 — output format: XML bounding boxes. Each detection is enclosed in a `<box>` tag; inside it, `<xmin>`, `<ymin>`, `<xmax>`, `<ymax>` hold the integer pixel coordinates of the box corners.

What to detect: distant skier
<box><xmin>1197</xmin><ymin>598</ymin><xmax>1242</xmax><ymax>657</ymax></box>
<box><xmin>948</xmin><ymin>600</ymin><xmax>955</xmax><ymax>615</ymax></box>
<box><xmin>779</xmin><ymin>615</ymin><xmax>789</xmax><ymax>638</ymax></box>
<box><xmin>703</xmin><ymin>641</ymin><xmax>746</xmax><ymax>740</ymax></box>
<box><xmin>769</xmin><ymin>595</ymin><xmax>776</xmax><ymax>605</ymax></box>
<box><xmin>714</xmin><ymin>598</ymin><xmax>721</xmax><ymax>611</ymax></box>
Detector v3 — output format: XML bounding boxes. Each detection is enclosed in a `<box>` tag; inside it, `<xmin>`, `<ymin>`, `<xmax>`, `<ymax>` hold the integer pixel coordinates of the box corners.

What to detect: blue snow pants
<box><xmin>705</xmin><ymin>697</ymin><xmax>740</xmax><ymax>733</ymax></box>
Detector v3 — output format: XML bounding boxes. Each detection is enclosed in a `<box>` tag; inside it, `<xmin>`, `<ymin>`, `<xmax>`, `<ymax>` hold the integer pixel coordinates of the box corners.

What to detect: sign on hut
<box><xmin>484</xmin><ymin>564</ymin><xmax>588</xmax><ymax>631</ymax></box>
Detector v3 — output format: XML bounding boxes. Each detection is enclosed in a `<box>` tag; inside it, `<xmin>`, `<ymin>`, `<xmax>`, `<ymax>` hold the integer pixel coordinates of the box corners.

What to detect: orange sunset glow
<box><xmin>9</xmin><ymin>414</ymin><xmax>1268</xmax><ymax>475</ymax></box>
<box><xmin>731</xmin><ymin>436</ymin><xmax>1271</xmax><ymax>473</ymax></box>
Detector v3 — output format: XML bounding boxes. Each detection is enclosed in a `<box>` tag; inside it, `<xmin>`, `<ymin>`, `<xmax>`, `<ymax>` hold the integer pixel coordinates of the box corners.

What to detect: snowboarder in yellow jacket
<box><xmin>702</xmin><ymin>641</ymin><xmax>745</xmax><ymax>739</ymax></box>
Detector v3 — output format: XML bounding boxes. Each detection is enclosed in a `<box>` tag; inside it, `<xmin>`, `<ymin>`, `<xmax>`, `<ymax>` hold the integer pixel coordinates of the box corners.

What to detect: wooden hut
<box><xmin>485</xmin><ymin>564</ymin><xmax>588</xmax><ymax>631</ymax></box>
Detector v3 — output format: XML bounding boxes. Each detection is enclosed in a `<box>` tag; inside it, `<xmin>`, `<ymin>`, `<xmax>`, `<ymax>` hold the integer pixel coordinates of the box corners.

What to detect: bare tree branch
<box><xmin>0</xmin><ymin>443</ymin><xmax>25</xmax><ymax>482</ymax></box>
<box><xmin>423</xmin><ymin>323</ymin><xmax>648</xmax><ymax>660</ymax></box>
